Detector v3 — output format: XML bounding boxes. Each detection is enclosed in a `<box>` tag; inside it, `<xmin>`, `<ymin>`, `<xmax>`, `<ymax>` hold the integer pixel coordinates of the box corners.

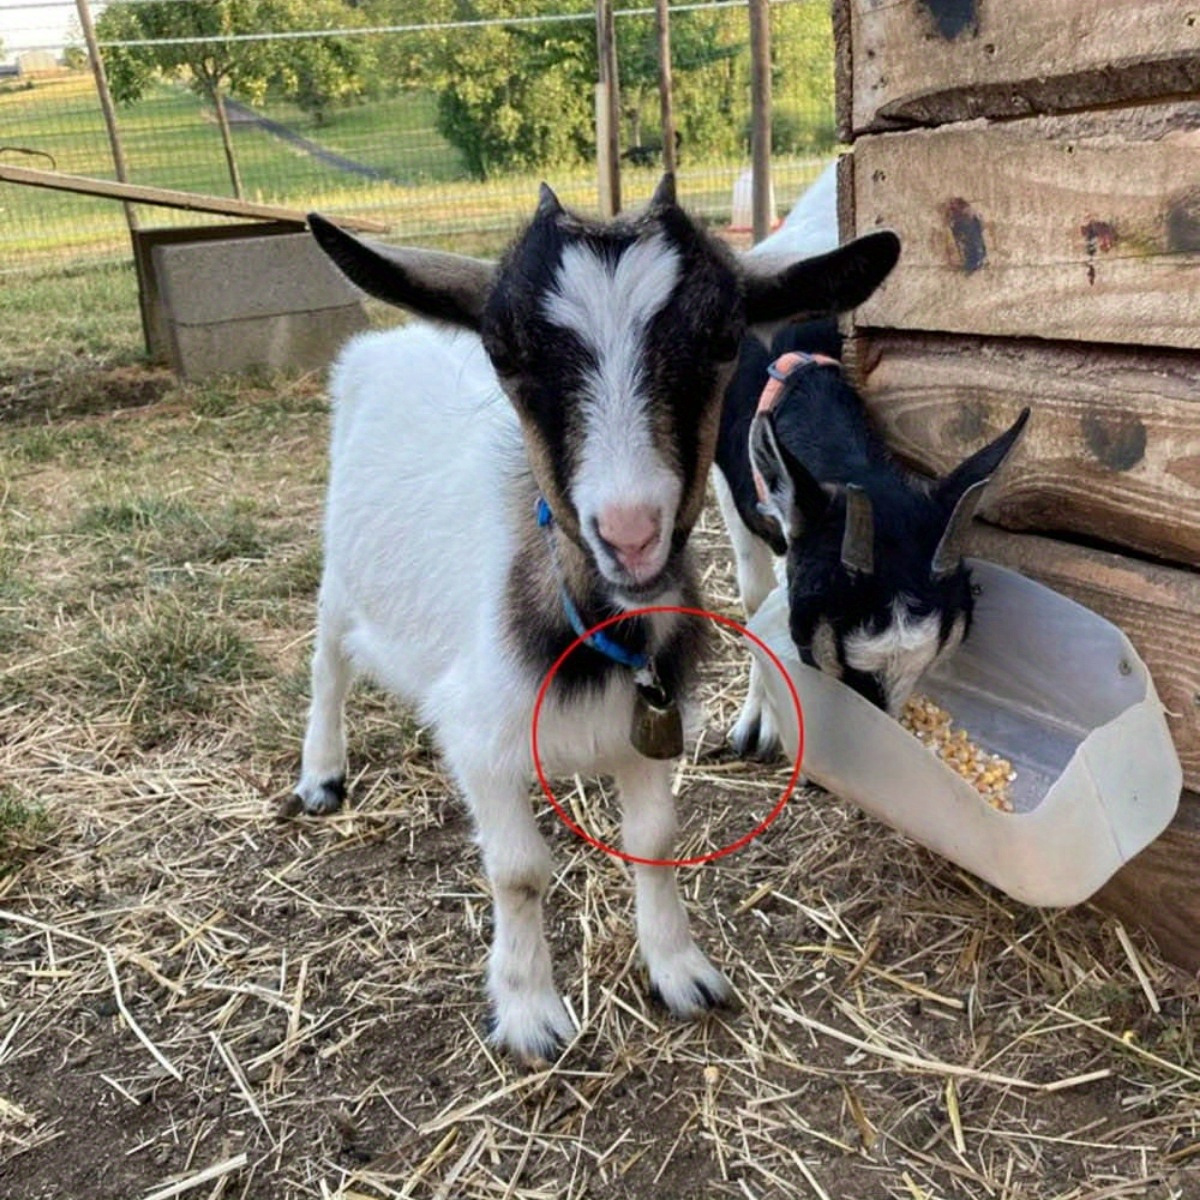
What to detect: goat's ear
<box><xmin>936</xmin><ymin>407</ymin><xmax>1031</xmax><ymax>504</ymax></box>
<box><xmin>536</xmin><ymin>182</ymin><xmax>564</xmax><ymax>220</ymax></box>
<box><xmin>932</xmin><ymin>408</ymin><xmax>1031</xmax><ymax>576</ymax></box>
<box><xmin>749</xmin><ymin>412</ymin><xmax>830</xmax><ymax>549</ymax></box>
<box><xmin>742</xmin><ymin>230</ymin><xmax>901</xmax><ymax>326</ymax></box>
<box><xmin>308</xmin><ymin>213</ymin><xmax>496</xmax><ymax>330</ymax></box>
<box><xmin>649</xmin><ymin>172</ymin><xmax>677</xmax><ymax>209</ymax></box>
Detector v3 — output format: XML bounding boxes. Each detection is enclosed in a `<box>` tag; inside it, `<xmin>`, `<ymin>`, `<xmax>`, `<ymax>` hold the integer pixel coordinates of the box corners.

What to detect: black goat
<box><xmin>714</xmin><ymin>321</ymin><xmax>1029</xmax><ymax>754</ymax></box>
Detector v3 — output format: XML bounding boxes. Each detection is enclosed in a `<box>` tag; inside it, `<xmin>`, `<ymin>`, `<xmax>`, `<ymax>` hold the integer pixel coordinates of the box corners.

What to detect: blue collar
<box><xmin>535</xmin><ymin>497</ymin><xmax>650</xmax><ymax>671</ymax></box>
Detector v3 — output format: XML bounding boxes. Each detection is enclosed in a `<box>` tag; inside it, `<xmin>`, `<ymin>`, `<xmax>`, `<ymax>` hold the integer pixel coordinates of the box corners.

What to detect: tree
<box><xmin>96</xmin><ymin>0</ymin><xmax>374</xmax><ymax>196</ymax></box>
<box><xmin>766</xmin><ymin>2</ymin><xmax>837</xmax><ymax>154</ymax></box>
<box><xmin>414</xmin><ymin>0</ymin><xmax>596</xmax><ymax>180</ymax></box>
<box><xmin>613</xmin><ymin>8</ymin><xmax>741</xmax><ymax>160</ymax></box>
<box><xmin>405</xmin><ymin>0</ymin><xmax>834</xmax><ymax>180</ymax></box>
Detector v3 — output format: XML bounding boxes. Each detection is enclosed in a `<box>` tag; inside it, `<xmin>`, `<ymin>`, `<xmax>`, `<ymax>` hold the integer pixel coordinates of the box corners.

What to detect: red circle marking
<box><xmin>530</xmin><ymin>605</ymin><xmax>805</xmax><ymax>868</ymax></box>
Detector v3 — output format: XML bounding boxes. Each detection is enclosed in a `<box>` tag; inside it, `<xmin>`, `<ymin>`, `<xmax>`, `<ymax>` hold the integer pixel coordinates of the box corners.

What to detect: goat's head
<box><xmin>309</xmin><ymin>180</ymin><xmax>899</xmax><ymax>599</ymax></box>
<box><xmin>750</xmin><ymin>362</ymin><xmax>1029</xmax><ymax>715</ymax></box>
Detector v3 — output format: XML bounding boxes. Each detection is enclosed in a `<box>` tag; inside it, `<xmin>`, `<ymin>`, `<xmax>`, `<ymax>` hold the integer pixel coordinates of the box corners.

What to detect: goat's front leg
<box><xmin>613</xmin><ymin>756</ymin><xmax>731</xmax><ymax>1016</ymax></box>
<box><xmin>295</xmin><ymin>596</ymin><xmax>353</xmax><ymax>813</ymax></box>
<box><xmin>713</xmin><ymin>471</ymin><xmax>782</xmax><ymax>757</ymax></box>
<box><xmin>454</xmin><ymin>763</ymin><xmax>574</xmax><ymax>1062</ymax></box>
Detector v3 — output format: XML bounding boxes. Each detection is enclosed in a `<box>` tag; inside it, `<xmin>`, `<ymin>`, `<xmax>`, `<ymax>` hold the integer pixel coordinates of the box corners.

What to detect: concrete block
<box><xmin>151</xmin><ymin>231</ymin><xmax>368</xmax><ymax>380</ymax></box>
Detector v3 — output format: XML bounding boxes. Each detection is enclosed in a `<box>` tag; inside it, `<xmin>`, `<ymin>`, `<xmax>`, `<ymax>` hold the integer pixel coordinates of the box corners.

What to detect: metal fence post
<box><xmin>748</xmin><ymin>0</ymin><xmax>773</xmax><ymax>242</ymax></box>
<box><xmin>596</xmin><ymin>0</ymin><xmax>621</xmax><ymax>216</ymax></box>
<box><xmin>655</xmin><ymin>0</ymin><xmax>676</xmax><ymax>177</ymax></box>
<box><xmin>75</xmin><ymin>0</ymin><xmax>139</xmax><ymax>232</ymax></box>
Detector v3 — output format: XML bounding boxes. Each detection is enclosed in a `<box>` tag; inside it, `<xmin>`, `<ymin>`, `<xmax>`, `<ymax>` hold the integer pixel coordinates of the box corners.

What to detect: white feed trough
<box><xmin>748</xmin><ymin>559</ymin><xmax>1181</xmax><ymax>907</ymax></box>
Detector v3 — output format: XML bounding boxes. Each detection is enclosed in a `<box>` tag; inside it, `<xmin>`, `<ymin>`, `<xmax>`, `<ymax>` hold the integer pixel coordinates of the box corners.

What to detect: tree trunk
<box><xmin>210</xmin><ymin>83</ymin><xmax>244</xmax><ymax>200</ymax></box>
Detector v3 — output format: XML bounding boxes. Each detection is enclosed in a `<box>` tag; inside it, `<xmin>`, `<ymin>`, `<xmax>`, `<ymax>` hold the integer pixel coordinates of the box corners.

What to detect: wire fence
<box><xmin>1</xmin><ymin>0</ymin><xmax>837</xmax><ymax>274</ymax></box>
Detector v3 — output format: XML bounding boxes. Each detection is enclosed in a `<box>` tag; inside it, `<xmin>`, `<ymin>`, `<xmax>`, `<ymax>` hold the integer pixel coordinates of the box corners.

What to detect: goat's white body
<box><xmin>295</xmin><ymin>179</ymin><xmax>897</xmax><ymax>1059</ymax></box>
<box><xmin>750</xmin><ymin>161</ymin><xmax>839</xmax><ymax>262</ymax></box>
<box><xmin>299</xmin><ymin>321</ymin><xmax>727</xmax><ymax>1058</ymax></box>
<box><xmin>322</xmin><ymin>326</ymin><xmax>512</xmax><ymax>701</ymax></box>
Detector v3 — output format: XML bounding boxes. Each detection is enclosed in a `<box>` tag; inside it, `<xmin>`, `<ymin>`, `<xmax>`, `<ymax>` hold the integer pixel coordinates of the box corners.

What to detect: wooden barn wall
<box><xmin>852</xmin><ymin>332</ymin><xmax>1200</xmax><ymax>568</ymax></box>
<box><xmin>850</xmin><ymin>105</ymin><xmax>1200</xmax><ymax>350</ymax></box>
<box><xmin>834</xmin><ymin>0</ymin><xmax>1200</xmax><ymax>969</ymax></box>
<box><xmin>837</xmin><ymin>0</ymin><xmax>1200</xmax><ymax>136</ymax></box>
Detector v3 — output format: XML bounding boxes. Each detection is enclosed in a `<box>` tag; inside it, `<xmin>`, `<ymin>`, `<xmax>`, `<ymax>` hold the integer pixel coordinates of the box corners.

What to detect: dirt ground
<box><xmin>1</xmin><ymin>363</ymin><xmax>1198</xmax><ymax>1200</ymax></box>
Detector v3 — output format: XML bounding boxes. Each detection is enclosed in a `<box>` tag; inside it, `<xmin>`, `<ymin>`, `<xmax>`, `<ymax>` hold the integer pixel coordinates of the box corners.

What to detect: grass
<box><xmin>0</xmin><ymin>74</ymin><xmax>468</xmax><ymax>268</ymax></box>
<box><xmin>83</xmin><ymin>596</ymin><xmax>268</xmax><ymax>745</ymax></box>
<box><xmin>73</xmin><ymin>494</ymin><xmax>272</xmax><ymax>570</ymax></box>
<box><xmin>256</xmin><ymin>91</ymin><xmax>467</xmax><ymax>184</ymax></box>
<box><xmin>0</xmin><ymin>788</ymin><xmax>52</xmax><ymax>877</ymax></box>
<box><xmin>0</xmin><ymin>259</ymin><xmax>143</xmax><ymax>375</ymax></box>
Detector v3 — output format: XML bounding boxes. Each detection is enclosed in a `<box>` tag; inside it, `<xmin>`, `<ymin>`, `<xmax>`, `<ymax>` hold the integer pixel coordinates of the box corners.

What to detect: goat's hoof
<box><xmin>730</xmin><ymin>684</ymin><xmax>786</xmax><ymax>760</ymax></box>
<box><xmin>648</xmin><ymin>946</ymin><xmax>733</xmax><ymax>1020</ymax></box>
<box><xmin>488</xmin><ymin>989</ymin><xmax>575</xmax><ymax>1065</ymax></box>
<box><xmin>729</xmin><ymin>711</ymin><xmax>760</xmax><ymax>757</ymax></box>
<box><xmin>729</xmin><ymin>715</ymin><xmax>782</xmax><ymax>761</ymax></box>
<box><xmin>291</xmin><ymin>774</ymin><xmax>346</xmax><ymax>816</ymax></box>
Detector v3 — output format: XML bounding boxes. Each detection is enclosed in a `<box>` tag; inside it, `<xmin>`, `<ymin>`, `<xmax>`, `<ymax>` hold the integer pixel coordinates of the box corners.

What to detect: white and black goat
<box><xmin>714</xmin><ymin>320</ymin><xmax>1029</xmax><ymax>754</ymax></box>
<box><xmin>293</xmin><ymin>177</ymin><xmax>899</xmax><ymax>1060</ymax></box>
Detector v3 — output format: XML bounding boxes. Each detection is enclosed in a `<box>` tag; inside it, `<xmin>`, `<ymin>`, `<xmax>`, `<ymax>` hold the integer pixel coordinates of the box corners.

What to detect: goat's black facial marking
<box><xmin>839</xmin><ymin>665</ymin><xmax>887</xmax><ymax>711</ymax></box>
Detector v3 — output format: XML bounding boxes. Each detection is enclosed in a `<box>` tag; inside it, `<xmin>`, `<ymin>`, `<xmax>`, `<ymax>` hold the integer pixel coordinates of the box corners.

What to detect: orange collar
<box><xmin>751</xmin><ymin>351</ymin><xmax>839</xmax><ymax>504</ymax></box>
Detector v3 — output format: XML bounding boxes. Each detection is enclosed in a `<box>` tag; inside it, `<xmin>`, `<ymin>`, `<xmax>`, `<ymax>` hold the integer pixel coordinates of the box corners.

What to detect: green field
<box><xmin>0</xmin><ymin>74</ymin><xmax>480</xmax><ymax>267</ymax></box>
<box><xmin>2</xmin><ymin>72</ymin><xmax>831</xmax><ymax>277</ymax></box>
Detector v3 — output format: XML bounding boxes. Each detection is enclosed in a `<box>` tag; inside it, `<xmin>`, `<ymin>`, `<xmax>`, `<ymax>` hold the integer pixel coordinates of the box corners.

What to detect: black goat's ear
<box><xmin>742</xmin><ymin>230</ymin><xmax>901</xmax><ymax>327</ymax></box>
<box><xmin>932</xmin><ymin>408</ymin><xmax>1031</xmax><ymax>576</ymax></box>
<box><xmin>308</xmin><ymin>213</ymin><xmax>496</xmax><ymax>329</ymax></box>
<box><xmin>938</xmin><ymin>407</ymin><xmax>1031</xmax><ymax>503</ymax></box>
<box><xmin>749</xmin><ymin>412</ymin><xmax>830</xmax><ymax>548</ymax></box>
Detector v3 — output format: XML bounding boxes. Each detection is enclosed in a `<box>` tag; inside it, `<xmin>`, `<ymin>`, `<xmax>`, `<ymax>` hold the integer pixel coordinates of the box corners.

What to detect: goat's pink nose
<box><xmin>597</xmin><ymin>505</ymin><xmax>661</xmax><ymax>567</ymax></box>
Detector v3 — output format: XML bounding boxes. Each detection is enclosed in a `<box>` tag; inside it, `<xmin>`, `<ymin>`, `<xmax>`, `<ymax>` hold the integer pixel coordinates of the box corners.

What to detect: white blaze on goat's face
<box><xmin>843</xmin><ymin>600</ymin><xmax>966</xmax><ymax>716</ymax></box>
<box><xmin>543</xmin><ymin>235</ymin><xmax>683</xmax><ymax>590</ymax></box>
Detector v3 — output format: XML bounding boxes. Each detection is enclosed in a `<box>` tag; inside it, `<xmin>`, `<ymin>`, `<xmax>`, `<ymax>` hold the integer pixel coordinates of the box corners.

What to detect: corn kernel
<box><xmin>899</xmin><ymin>695</ymin><xmax>1015</xmax><ymax>813</ymax></box>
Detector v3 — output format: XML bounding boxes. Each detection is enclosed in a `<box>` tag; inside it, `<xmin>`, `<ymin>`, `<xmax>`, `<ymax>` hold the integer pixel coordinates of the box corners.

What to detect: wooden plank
<box><xmin>966</xmin><ymin>526</ymin><xmax>1200</xmax><ymax>795</ymax></box>
<box><xmin>851</xmin><ymin>332</ymin><xmax>1200</xmax><ymax>569</ymax></box>
<box><xmin>846</xmin><ymin>0</ymin><xmax>1200</xmax><ymax>135</ymax></box>
<box><xmin>852</xmin><ymin>103</ymin><xmax>1200</xmax><ymax>349</ymax></box>
<box><xmin>0</xmin><ymin>165</ymin><xmax>388</xmax><ymax>233</ymax></box>
<box><xmin>1094</xmin><ymin>790</ymin><xmax>1200</xmax><ymax>977</ymax></box>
